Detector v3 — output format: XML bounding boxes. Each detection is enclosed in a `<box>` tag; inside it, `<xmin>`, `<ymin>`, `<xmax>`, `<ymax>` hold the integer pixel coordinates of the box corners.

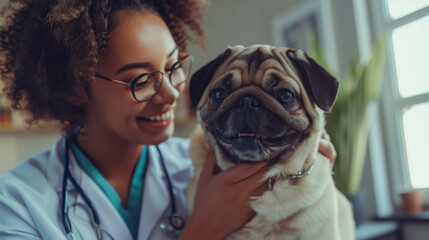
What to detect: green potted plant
<box><xmin>310</xmin><ymin>38</ymin><xmax>386</xmax><ymax>224</ymax></box>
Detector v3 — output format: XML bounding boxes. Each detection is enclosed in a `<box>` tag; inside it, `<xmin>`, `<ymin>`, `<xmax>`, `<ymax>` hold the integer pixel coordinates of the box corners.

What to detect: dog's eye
<box><xmin>212</xmin><ymin>88</ymin><xmax>227</xmax><ymax>104</ymax></box>
<box><xmin>277</xmin><ymin>89</ymin><xmax>295</xmax><ymax>106</ymax></box>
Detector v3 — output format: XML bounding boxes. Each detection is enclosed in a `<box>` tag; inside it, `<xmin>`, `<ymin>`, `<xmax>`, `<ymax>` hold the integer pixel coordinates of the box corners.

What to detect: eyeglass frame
<box><xmin>94</xmin><ymin>54</ymin><xmax>193</xmax><ymax>102</ymax></box>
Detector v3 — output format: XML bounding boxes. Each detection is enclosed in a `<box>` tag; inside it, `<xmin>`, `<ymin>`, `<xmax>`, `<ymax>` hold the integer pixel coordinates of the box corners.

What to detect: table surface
<box><xmin>355</xmin><ymin>221</ymin><xmax>398</xmax><ymax>240</ymax></box>
<box><xmin>374</xmin><ymin>210</ymin><xmax>429</xmax><ymax>222</ymax></box>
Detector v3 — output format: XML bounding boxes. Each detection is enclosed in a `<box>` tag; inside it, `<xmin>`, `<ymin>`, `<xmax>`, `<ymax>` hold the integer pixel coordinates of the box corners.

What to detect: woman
<box><xmin>0</xmin><ymin>0</ymin><xmax>337</xmax><ymax>239</ymax></box>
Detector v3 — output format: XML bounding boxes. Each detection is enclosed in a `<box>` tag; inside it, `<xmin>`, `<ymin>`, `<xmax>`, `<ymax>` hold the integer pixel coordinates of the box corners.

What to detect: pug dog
<box><xmin>186</xmin><ymin>45</ymin><xmax>354</xmax><ymax>240</ymax></box>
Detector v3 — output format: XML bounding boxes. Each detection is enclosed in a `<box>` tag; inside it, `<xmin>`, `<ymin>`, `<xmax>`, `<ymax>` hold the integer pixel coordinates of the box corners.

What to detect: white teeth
<box><xmin>238</xmin><ymin>133</ymin><xmax>256</xmax><ymax>137</ymax></box>
<box><xmin>143</xmin><ymin>111</ymin><xmax>171</xmax><ymax>122</ymax></box>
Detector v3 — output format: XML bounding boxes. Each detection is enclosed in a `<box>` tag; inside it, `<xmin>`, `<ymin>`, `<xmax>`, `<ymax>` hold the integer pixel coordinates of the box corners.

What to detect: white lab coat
<box><xmin>0</xmin><ymin>136</ymin><xmax>194</xmax><ymax>240</ymax></box>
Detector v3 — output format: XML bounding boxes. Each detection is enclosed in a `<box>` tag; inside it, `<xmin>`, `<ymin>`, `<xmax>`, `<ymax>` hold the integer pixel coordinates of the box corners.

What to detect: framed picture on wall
<box><xmin>271</xmin><ymin>0</ymin><xmax>338</xmax><ymax>71</ymax></box>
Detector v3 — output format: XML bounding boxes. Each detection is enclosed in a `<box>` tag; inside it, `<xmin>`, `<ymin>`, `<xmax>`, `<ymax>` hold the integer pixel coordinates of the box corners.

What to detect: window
<box><xmin>387</xmin><ymin>0</ymin><xmax>429</xmax><ymax>19</ymax></box>
<box><xmin>402</xmin><ymin>102</ymin><xmax>429</xmax><ymax>188</ymax></box>
<box><xmin>369</xmin><ymin>0</ymin><xmax>429</xmax><ymax>190</ymax></box>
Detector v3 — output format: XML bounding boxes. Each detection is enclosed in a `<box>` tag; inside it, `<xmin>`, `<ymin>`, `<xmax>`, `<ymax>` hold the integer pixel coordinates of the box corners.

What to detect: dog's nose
<box><xmin>238</xmin><ymin>96</ymin><xmax>260</xmax><ymax>109</ymax></box>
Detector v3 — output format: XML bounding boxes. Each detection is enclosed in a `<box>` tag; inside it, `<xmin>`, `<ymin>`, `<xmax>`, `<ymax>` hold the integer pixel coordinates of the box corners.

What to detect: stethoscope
<box><xmin>61</xmin><ymin>135</ymin><xmax>185</xmax><ymax>240</ymax></box>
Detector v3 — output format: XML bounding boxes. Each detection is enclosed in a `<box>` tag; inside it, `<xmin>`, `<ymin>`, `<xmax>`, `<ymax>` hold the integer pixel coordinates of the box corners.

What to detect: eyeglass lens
<box><xmin>132</xmin><ymin>56</ymin><xmax>192</xmax><ymax>102</ymax></box>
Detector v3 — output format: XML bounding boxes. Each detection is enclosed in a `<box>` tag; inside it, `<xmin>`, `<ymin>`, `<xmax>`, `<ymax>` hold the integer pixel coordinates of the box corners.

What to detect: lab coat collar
<box><xmin>147</xmin><ymin>140</ymin><xmax>193</xmax><ymax>178</ymax></box>
<box><xmin>46</xmin><ymin>137</ymin><xmax>193</xmax><ymax>240</ymax></box>
<box><xmin>74</xmin><ymin>169</ymin><xmax>132</xmax><ymax>240</ymax></box>
<box><xmin>47</xmin><ymin>138</ymin><xmax>132</xmax><ymax>239</ymax></box>
<box><xmin>137</xmin><ymin>144</ymin><xmax>171</xmax><ymax>240</ymax></box>
<box><xmin>47</xmin><ymin>138</ymin><xmax>192</xmax><ymax>190</ymax></box>
<box><xmin>47</xmin><ymin>137</ymin><xmax>77</xmax><ymax>192</ymax></box>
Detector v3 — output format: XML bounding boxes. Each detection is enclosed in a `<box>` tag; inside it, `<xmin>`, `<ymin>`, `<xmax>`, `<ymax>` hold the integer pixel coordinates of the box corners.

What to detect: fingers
<box><xmin>321</xmin><ymin>129</ymin><xmax>331</xmax><ymax>141</ymax></box>
<box><xmin>218</xmin><ymin>160</ymin><xmax>270</xmax><ymax>184</ymax></box>
<box><xmin>250</xmin><ymin>178</ymin><xmax>270</xmax><ymax>196</ymax></box>
<box><xmin>318</xmin><ymin>138</ymin><xmax>337</xmax><ymax>166</ymax></box>
<box><xmin>198</xmin><ymin>151</ymin><xmax>272</xmax><ymax>195</ymax></box>
<box><xmin>319</xmin><ymin>130</ymin><xmax>337</xmax><ymax>166</ymax></box>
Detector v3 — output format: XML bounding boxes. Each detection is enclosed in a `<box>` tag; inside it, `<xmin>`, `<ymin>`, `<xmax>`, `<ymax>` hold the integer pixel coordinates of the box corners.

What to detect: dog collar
<box><xmin>268</xmin><ymin>161</ymin><xmax>316</xmax><ymax>190</ymax></box>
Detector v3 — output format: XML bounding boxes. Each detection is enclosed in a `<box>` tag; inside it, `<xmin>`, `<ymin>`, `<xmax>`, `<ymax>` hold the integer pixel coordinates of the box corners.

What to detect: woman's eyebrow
<box><xmin>116</xmin><ymin>46</ymin><xmax>178</xmax><ymax>74</ymax></box>
<box><xmin>167</xmin><ymin>45</ymin><xmax>178</xmax><ymax>58</ymax></box>
<box><xmin>116</xmin><ymin>62</ymin><xmax>149</xmax><ymax>74</ymax></box>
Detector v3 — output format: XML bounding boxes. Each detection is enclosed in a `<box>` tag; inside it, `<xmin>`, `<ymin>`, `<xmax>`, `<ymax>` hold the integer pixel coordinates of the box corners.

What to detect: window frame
<box><xmin>369</xmin><ymin>0</ymin><xmax>429</xmax><ymax>193</ymax></box>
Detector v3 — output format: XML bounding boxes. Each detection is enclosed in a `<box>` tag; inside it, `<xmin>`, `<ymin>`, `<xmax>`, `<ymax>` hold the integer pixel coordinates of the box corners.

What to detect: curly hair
<box><xmin>0</xmin><ymin>0</ymin><xmax>207</xmax><ymax>135</ymax></box>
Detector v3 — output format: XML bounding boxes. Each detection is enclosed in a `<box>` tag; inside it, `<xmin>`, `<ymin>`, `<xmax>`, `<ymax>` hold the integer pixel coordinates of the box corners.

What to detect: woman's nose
<box><xmin>151</xmin><ymin>75</ymin><xmax>181</xmax><ymax>104</ymax></box>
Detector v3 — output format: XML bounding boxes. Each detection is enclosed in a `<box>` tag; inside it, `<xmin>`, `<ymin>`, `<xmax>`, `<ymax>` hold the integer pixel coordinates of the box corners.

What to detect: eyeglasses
<box><xmin>95</xmin><ymin>54</ymin><xmax>192</xmax><ymax>102</ymax></box>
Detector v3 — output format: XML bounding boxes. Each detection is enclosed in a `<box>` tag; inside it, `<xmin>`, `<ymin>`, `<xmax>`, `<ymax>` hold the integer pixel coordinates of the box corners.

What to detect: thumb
<box><xmin>197</xmin><ymin>151</ymin><xmax>218</xmax><ymax>187</ymax></box>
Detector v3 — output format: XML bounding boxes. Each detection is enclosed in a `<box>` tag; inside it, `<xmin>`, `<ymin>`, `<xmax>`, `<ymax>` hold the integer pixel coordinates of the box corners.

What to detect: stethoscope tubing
<box><xmin>61</xmin><ymin>139</ymin><xmax>71</xmax><ymax>233</ymax></box>
<box><xmin>62</xmin><ymin>138</ymin><xmax>103</xmax><ymax>240</ymax></box>
<box><xmin>61</xmin><ymin>137</ymin><xmax>184</xmax><ymax>239</ymax></box>
<box><xmin>156</xmin><ymin>146</ymin><xmax>185</xmax><ymax>232</ymax></box>
<box><xmin>156</xmin><ymin>146</ymin><xmax>177</xmax><ymax>215</ymax></box>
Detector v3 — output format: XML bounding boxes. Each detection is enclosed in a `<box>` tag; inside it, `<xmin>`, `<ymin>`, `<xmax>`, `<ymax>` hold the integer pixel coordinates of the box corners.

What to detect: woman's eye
<box><xmin>165</xmin><ymin>66</ymin><xmax>173</xmax><ymax>73</ymax></box>
<box><xmin>166</xmin><ymin>60</ymin><xmax>182</xmax><ymax>73</ymax></box>
<box><xmin>277</xmin><ymin>89</ymin><xmax>295</xmax><ymax>106</ymax></box>
<box><xmin>212</xmin><ymin>88</ymin><xmax>227</xmax><ymax>104</ymax></box>
<box><xmin>135</xmin><ymin>80</ymin><xmax>149</xmax><ymax>88</ymax></box>
<box><xmin>134</xmin><ymin>75</ymin><xmax>150</xmax><ymax>89</ymax></box>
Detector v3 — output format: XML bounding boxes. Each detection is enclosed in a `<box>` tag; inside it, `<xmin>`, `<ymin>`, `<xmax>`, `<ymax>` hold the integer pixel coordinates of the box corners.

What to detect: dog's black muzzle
<box><xmin>209</xmin><ymin>95</ymin><xmax>300</xmax><ymax>163</ymax></box>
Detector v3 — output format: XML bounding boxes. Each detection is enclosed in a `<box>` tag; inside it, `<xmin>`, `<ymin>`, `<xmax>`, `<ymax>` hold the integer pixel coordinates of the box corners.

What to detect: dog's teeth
<box><xmin>238</xmin><ymin>132</ymin><xmax>256</xmax><ymax>137</ymax></box>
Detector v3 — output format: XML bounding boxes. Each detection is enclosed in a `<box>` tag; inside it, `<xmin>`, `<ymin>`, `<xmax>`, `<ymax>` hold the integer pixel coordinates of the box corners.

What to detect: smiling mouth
<box><xmin>208</xmin><ymin>125</ymin><xmax>301</xmax><ymax>162</ymax></box>
<box><xmin>212</xmin><ymin>127</ymin><xmax>296</xmax><ymax>146</ymax></box>
<box><xmin>237</xmin><ymin>127</ymin><xmax>268</xmax><ymax>139</ymax></box>
<box><xmin>137</xmin><ymin>111</ymin><xmax>171</xmax><ymax>122</ymax></box>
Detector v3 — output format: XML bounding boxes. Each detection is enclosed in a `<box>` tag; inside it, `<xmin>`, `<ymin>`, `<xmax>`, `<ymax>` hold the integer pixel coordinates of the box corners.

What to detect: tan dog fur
<box><xmin>186</xmin><ymin>45</ymin><xmax>354</xmax><ymax>240</ymax></box>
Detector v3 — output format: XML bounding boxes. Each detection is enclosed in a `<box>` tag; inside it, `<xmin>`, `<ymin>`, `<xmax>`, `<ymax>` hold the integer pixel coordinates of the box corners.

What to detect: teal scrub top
<box><xmin>70</xmin><ymin>142</ymin><xmax>148</xmax><ymax>239</ymax></box>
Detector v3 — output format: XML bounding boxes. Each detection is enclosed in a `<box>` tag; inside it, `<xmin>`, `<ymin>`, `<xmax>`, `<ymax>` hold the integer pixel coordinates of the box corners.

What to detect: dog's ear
<box><xmin>286</xmin><ymin>49</ymin><xmax>339</xmax><ymax>112</ymax></box>
<box><xmin>189</xmin><ymin>48</ymin><xmax>232</xmax><ymax>108</ymax></box>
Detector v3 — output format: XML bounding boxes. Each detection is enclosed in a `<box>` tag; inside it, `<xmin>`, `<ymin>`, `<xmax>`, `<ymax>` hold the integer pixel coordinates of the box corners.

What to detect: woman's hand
<box><xmin>318</xmin><ymin>130</ymin><xmax>337</xmax><ymax>167</ymax></box>
<box><xmin>181</xmin><ymin>130</ymin><xmax>336</xmax><ymax>240</ymax></box>
<box><xmin>180</xmin><ymin>152</ymin><xmax>271</xmax><ymax>240</ymax></box>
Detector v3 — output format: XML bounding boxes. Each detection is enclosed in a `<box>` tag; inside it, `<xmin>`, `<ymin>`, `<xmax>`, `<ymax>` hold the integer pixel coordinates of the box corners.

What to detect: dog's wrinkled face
<box><xmin>189</xmin><ymin>45</ymin><xmax>338</xmax><ymax>164</ymax></box>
